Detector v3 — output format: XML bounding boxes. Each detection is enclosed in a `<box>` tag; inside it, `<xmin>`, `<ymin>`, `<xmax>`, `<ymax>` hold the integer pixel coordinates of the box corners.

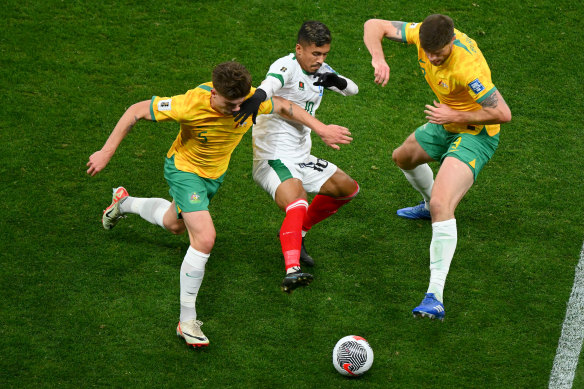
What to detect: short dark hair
<box><xmin>419</xmin><ymin>14</ymin><xmax>455</xmax><ymax>52</ymax></box>
<box><xmin>297</xmin><ymin>21</ymin><xmax>331</xmax><ymax>47</ymax></box>
<box><xmin>211</xmin><ymin>61</ymin><xmax>252</xmax><ymax>99</ymax></box>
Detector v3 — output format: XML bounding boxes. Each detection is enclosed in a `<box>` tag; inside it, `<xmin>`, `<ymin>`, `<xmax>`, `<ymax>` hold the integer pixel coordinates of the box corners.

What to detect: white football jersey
<box><xmin>252</xmin><ymin>53</ymin><xmax>357</xmax><ymax>161</ymax></box>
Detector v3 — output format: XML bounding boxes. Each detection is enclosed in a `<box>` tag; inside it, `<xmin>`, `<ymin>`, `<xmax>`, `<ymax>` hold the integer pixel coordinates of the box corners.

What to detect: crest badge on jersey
<box><xmin>468</xmin><ymin>78</ymin><xmax>485</xmax><ymax>94</ymax></box>
<box><xmin>280</xmin><ymin>66</ymin><xmax>287</xmax><ymax>72</ymax></box>
<box><xmin>158</xmin><ymin>99</ymin><xmax>172</xmax><ymax>111</ymax></box>
<box><xmin>299</xmin><ymin>81</ymin><xmax>305</xmax><ymax>91</ymax></box>
<box><xmin>438</xmin><ymin>80</ymin><xmax>449</xmax><ymax>89</ymax></box>
<box><xmin>189</xmin><ymin>192</ymin><xmax>201</xmax><ymax>204</ymax></box>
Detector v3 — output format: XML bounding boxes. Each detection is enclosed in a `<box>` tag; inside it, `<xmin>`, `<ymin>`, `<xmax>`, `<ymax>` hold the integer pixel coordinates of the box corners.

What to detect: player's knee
<box><xmin>429</xmin><ymin>196</ymin><xmax>450</xmax><ymax>219</ymax></box>
<box><xmin>345</xmin><ymin>179</ymin><xmax>360</xmax><ymax>199</ymax></box>
<box><xmin>195</xmin><ymin>231</ymin><xmax>216</xmax><ymax>252</ymax></box>
<box><xmin>164</xmin><ymin>218</ymin><xmax>186</xmax><ymax>235</ymax></box>
<box><xmin>392</xmin><ymin>148</ymin><xmax>406</xmax><ymax>168</ymax></box>
<box><xmin>167</xmin><ymin>223</ymin><xmax>186</xmax><ymax>235</ymax></box>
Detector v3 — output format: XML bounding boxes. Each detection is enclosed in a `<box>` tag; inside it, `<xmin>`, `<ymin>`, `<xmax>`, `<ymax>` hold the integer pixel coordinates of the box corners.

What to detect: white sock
<box><xmin>427</xmin><ymin>218</ymin><xmax>457</xmax><ymax>302</ymax></box>
<box><xmin>401</xmin><ymin>164</ymin><xmax>434</xmax><ymax>209</ymax></box>
<box><xmin>179</xmin><ymin>246</ymin><xmax>209</xmax><ymax>323</ymax></box>
<box><xmin>120</xmin><ymin>197</ymin><xmax>170</xmax><ymax>229</ymax></box>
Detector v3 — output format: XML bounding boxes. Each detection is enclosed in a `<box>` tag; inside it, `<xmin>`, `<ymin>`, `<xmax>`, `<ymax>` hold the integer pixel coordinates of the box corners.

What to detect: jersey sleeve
<box><xmin>150</xmin><ymin>92</ymin><xmax>190</xmax><ymax>123</ymax></box>
<box><xmin>258</xmin><ymin>97</ymin><xmax>274</xmax><ymax>116</ymax></box>
<box><xmin>265</xmin><ymin>56</ymin><xmax>294</xmax><ymax>89</ymax></box>
<box><xmin>460</xmin><ymin>62</ymin><xmax>497</xmax><ymax>104</ymax></box>
<box><xmin>402</xmin><ymin>22</ymin><xmax>422</xmax><ymax>45</ymax></box>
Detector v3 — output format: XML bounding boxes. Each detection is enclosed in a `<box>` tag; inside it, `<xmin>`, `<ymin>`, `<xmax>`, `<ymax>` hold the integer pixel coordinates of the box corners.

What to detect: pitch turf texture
<box><xmin>2</xmin><ymin>0</ymin><xmax>583</xmax><ymax>387</ymax></box>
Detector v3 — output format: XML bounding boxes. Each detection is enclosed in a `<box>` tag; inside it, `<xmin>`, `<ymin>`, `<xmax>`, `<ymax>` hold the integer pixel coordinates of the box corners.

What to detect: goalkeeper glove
<box><xmin>313</xmin><ymin>72</ymin><xmax>347</xmax><ymax>90</ymax></box>
<box><xmin>234</xmin><ymin>88</ymin><xmax>267</xmax><ymax>125</ymax></box>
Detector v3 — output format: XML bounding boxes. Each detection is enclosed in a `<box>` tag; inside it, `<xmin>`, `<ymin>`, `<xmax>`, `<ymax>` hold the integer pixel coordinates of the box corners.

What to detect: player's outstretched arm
<box><xmin>424</xmin><ymin>90</ymin><xmax>512</xmax><ymax>125</ymax></box>
<box><xmin>272</xmin><ymin>96</ymin><xmax>352</xmax><ymax>150</ymax></box>
<box><xmin>233</xmin><ymin>88</ymin><xmax>267</xmax><ymax>125</ymax></box>
<box><xmin>86</xmin><ymin>100</ymin><xmax>152</xmax><ymax>176</ymax></box>
<box><xmin>313</xmin><ymin>72</ymin><xmax>359</xmax><ymax>96</ymax></box>
<box><xmin>234</xmin><ymin>77</ymin><xmax>282</xmax><ymax>125</ymax></box>
<box><xmin>363</xmin><ymin>19</ymin><xmax>406</xmax><ymax>87</ymax></box>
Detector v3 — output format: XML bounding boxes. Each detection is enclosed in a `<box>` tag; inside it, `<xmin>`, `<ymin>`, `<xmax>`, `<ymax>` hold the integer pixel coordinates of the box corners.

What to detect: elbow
<box><xmin>364</xmin><ymin>18</ymin><xmax>380</xmax><ymax>28</ymax></box>
<box><xmin>363</xmin><ymin>19</ymin><xmax>378</xmax><ymax>35</ymax></box>
<box><xmin>500</xmin><ymin>107</ymin><xmax>512</xmax><ymax>123</ymax></box>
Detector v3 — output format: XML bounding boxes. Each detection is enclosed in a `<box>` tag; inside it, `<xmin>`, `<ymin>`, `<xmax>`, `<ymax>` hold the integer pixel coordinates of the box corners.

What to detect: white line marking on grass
<box><xmin>549</xmin><ymin>240</ymin><xmax>584</xmax><ymax>389</ymax></box>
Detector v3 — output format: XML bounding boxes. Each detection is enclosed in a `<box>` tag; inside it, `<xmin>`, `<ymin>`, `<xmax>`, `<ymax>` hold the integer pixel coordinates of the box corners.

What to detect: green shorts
<box><xmin>415</xmin><ymin>123</ymin><xmax>499</xmax><ymax>180</ymax></box>
<box><xmin>164</xmin><ymin>156</ymin><xmax>225</xmax><ymax>216</ymax></box>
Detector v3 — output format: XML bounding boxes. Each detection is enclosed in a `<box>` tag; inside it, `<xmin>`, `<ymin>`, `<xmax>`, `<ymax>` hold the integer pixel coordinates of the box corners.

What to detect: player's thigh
<box><xmin>274</xmin><ymin>179</ymin><xmax>307</xmax><ymax>210</ymax></box>
<box><xmin>253</xmin><ymin>159</ymin><xmax>308</xmax><ymax>205</ymax></box>
<box><xmin>318</xmin><ymin>167</ymin><xmax>358</xmax><ymax>198</ymax></box>
<box><xmin>163</xmin><ymin>201</ymin><xmax>186</xmax><ymax>234</ymax></box>
<box><xmin>181</xmin><ymin>210</ymin><xmax>216</xmax><ymax>253</ymax></box>
<box><xmin>392</xmin><ymin>131</ymin><xmax>434</xmax><ymax>169</ymax></box>
<box><xmin>441</xmin><ymin>130</ymin><xmax>499</xmax><ymax>181</ymax></box>
<box><xmin>431</xmin><ymin>157</ymin><xmax>474</xmax><ymax>221</ymax></box>
<box><xmin>295</xmin><ymin>155</ymin><xmax>339</xmax><ymax>195</ymax></box>
<box><xmin>164</xmin><ymin>156</ymin><xmax>222</xmax><ymax>214</ymax></box>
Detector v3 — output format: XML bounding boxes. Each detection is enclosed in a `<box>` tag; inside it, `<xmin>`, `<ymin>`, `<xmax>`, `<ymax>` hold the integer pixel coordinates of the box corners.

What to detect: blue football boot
<box><xmin>396</xmin><ymin>200</ymin><xmax>431</xmax><ymax>220</ymax></box>
<box><xmin>412</xmin><ymin>293</ymin><xmax>445</xmax><ymax>320</ymax></box>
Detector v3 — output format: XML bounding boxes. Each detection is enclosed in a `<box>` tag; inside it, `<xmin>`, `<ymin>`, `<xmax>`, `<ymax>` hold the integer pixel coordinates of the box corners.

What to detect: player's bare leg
<box><xmin>176</xmin><ymin>210</ymin><xmax>215</xmax><ymax>347</ymax></box>
<box><xmin>413</xmin><ymin>157</ymin><xmax>473</xmax><ymax>320</ymax></box>
<box><xmin>299</xmin><ymin>169</ymin><xmax>359</xmax><ymax>265</ymax></box>
<box><xmin>392</xmin><ymin>133</ymin><xmax>435</xmax><ymax>219</ymax></box>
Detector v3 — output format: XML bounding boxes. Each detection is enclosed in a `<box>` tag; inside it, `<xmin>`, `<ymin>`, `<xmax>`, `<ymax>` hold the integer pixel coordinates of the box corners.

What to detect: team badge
<box><xmin>438</xmin><ymin>80</ymin><xmax>449</xmax><ymax>89</ymax></box>
<box><xmin>468</xmin><ymin>78</ymin><xmax>485</xmax><ymax>94</ymax></box>
<box><xmin>299</xmin><ymin>81</ymin><xmax>305</xmax><ymax>90</ymax></box>
<box><xmin>280</xmin><ymin>66</ymin><xmax>287</xmax><ymax>72</ymax></box>
<box><xmin>189</xmin><ymin>192</ymin><xmax>201</xmax><ymax>204</ymax></box>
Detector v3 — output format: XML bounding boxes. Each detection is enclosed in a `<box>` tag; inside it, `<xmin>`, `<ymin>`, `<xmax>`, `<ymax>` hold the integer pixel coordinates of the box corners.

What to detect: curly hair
<box><xmin>211</xmin><ymin>61</ymin><xmax>252</xmax><ymax>99</ymax></box>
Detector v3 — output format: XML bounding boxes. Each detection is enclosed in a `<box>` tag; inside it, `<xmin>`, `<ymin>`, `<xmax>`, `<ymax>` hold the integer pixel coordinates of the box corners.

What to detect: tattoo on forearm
<box><xmin>288</xmin><ymin>103</ymin><xmax>294</xmax><ymax>117</ymax></box>
<box><xmin>388</xmin><ymin>21</ymin><xmax>405</xmax><ymax>42</ymax></box>
<box><xmin>480</xmin><ymin>93</ymin><xmax>499</xmax><ymax>109</ymax></box>
<box><xmin>129</xmin><ymin>115</ymin><xmax>139</xmax><ymax>129</ymax></box>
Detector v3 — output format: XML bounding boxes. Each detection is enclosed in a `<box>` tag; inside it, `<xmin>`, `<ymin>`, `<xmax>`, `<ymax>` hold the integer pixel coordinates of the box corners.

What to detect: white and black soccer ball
<box><xmin>332</xmin><ymin>335</ymin><xmax>374</xmax><ymax>376</ymax></box>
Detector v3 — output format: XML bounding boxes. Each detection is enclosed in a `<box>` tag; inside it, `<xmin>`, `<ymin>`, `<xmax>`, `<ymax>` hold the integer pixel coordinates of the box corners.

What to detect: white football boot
<box><xmin>102</xmin><ymin>186</ymin><xmax>129</xmax><ymax>230</ymax></box>
<box><xmin>176</xmin><ymin>320</ymin><xmax>209</xmax><ymax>347</ymax></box>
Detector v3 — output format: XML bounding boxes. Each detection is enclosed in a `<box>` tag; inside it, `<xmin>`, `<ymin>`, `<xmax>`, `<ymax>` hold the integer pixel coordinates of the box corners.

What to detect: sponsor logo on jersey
<box><xmin>280</xmin><ymin>66</ymin><xmax>287</xmax><ymax>72</ymax></box>
<box><xmin>158</xmin><ymin>99</ymin><xmax>172</xmax><ymax>111</ymax></box>
<box><xmin>299</xmin><ymin>81</ymin><xmax>304</xmax><ymax>90</ymax></box>
<box><xmin>438</xmin><ymin>80</ymin><xmax>449</xmax><ymax>89</ymax></box>
<box><xmin>468</xmin><ymin>78</ymin><xmax>485</xmax><ymax>94</ymax></box>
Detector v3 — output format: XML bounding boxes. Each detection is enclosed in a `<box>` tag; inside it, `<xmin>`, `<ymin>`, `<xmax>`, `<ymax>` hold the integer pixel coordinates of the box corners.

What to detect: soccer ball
<box><xmin>332</xmin><ymin>335</ymin><xmax>374</xmax><ymax>376</ymax></box>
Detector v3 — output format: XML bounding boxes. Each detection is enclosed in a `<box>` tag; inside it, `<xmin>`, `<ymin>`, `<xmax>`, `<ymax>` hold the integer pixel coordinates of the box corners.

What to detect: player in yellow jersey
<box><xmin>364</xmin><ymin>15</ymin><xmax>511</xmax><ymax>320</ymax></box>
<box><xmin>86</xmin><ymin>61</ymin><xmax>352</xmax><ymax>347</ymax></box>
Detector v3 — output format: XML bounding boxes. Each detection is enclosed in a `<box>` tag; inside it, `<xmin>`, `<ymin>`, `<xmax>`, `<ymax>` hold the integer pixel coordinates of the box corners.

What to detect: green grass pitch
<box><xmin>2</xmin><ymin>0</ymin><xmax>583</xmax><ymax>387</ymax></box>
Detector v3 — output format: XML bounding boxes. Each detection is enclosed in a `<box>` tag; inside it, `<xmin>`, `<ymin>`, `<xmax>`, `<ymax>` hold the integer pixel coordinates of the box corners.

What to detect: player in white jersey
<box><xmin>235</xmin><ymin>21</ymin><xmax>359</xmax><ymax>293</ymax></box>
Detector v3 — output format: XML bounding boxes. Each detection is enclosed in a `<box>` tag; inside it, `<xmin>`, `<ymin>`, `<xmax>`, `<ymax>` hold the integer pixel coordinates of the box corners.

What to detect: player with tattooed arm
<box><xmin>364</xmin><ymin>15</ymin><xmax>511</xmax><ymax>319</ymax></box>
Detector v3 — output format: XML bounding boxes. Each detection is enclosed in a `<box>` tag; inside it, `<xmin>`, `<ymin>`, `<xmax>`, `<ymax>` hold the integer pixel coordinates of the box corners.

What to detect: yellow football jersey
<box><xmin>403</xmin><ymin>22</ymin><xmax>500</xmax><ymax>136</ymax></box>
<box><xmin>151</xmin><ymin>83</ymin><xmax>273</xmax><ymax>179</ymax></box>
